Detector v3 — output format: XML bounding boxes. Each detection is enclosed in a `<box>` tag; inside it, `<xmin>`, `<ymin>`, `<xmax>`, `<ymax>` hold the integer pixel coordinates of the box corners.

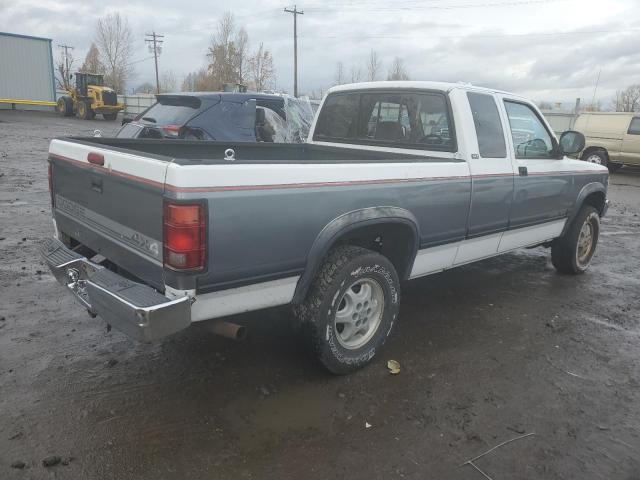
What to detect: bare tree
<box><xmin>160</xmin><ymin>70</ymin><xmax>177</xmax><ymax>93</ymax></box>
<box><xmin>366</xmin><ymin>49</ymin><xmax>381</xmax><ymax>81</ymax></box>
<box><xmin>235</xmin><ymin>27</ymin><xmax>249</xmax><ymax>85</ymax></box>
<box><xmin>613</xmin><ymin>84</ymin><xmax>640</xmax><ymax>112</ymax></box>
<box><xmin>350</xmin><ymin>65</ymin><xmax>362</xmax><ymax>83</ymax></box>
<box><xmin>95</xmin><ymin>13</ymin><xmax>135</xmax><ymax>92</ymax></box>
<box><xmin>387</xmin><ymin>57</ymin><xmax>409</xmax><ymax>81</ymax></box>
<box><xmin>207</xmin><ymin>12</ymin><xmax>242</xmax><ymax>89</ymax></box>
<box><xmin>55</xmin><ymin>49</ymin><xmax>74</xmax><ymax>90</ymax></box>
<box><xmin>81</xmin><ymin>42</ymin><xmax>105</xmax><ymax>74</ymax></box>
<box><xmin>182</xmin><ymin>68</ymin><xmax>217</xmax><ymax>91</ymax></box>
<box><xmin>248</xmin><ymin>42</ymin><xmax>275</xmax><ymax>91</ymax></box>
<box><xmin>334</xmin><ymin>62</ymin><xmax>345</xmax><ymax>85</ymax></box>
<box><xmin>583</xmin><ymin>100</ymin><xmax>603</xmax><ymax>112</ymax></box>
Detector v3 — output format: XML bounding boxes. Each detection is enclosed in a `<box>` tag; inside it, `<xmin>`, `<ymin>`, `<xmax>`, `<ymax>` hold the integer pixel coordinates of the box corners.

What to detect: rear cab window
<box><xmin>313</xmin><ymin>90</ymin><xmax>456</xmax><ymax>152</ymax></box>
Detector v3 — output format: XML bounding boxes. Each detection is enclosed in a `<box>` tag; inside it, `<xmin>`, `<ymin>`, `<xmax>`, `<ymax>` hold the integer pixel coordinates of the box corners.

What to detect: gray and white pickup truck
<box><xmin>42</xmin><ymin>81</ymin><xmax>608</xmax><ymax>373</ymax></box>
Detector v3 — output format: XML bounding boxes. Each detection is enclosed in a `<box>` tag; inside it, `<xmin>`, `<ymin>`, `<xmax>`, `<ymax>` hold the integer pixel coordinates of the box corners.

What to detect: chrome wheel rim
<box><xmin>576</xmin><ymin>217</ymin><xmax>595</xmax><ymax>267</ymax></box>
<box><xmin>585</xmin><ymin>154</ymin><xmax>603</xmax><ymax>164</ymax></box>
<box><xmin>334</xmin><ymin>278</ymin><xmax>385</xmax><ymax>350</ymax></box>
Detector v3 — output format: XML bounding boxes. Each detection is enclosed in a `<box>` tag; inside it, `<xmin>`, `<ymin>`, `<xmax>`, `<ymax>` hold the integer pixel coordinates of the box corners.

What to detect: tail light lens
<box><xmin>163</xmin><ymin>202</ymin><xmax>206</xmax><ymax>270</ymax></box>
<box><xmin>48</xmin><ymin>161</ymin><xmax>55</xmax><ymax>207</ymax></box>
<box><xmin>162</xmin><ymin>125</ymin><xmax>183</xmax><ymax>137</ymax></box>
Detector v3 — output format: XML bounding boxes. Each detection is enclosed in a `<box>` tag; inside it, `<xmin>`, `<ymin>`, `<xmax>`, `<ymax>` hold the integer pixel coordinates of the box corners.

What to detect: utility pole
<box><xmin>284</xmin><ymin>5</ymin><xmax>304</xmax><ymax>97</ymax></box>
<box><xmin>58</xmin><ymin>44</ymin><xmax>74</xmax><ymax>89</ymax></box>
<box><xmin>145</xmin><ymin>32</ymin><xmax>164</xmax><ymax>94</ymax></box>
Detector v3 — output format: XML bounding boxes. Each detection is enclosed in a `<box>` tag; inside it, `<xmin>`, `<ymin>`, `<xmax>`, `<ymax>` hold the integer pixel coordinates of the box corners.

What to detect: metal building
<box><xmin>0</xmin><ymin>32</ymin><xmax>56</xmax><ymax>111</ymax></box>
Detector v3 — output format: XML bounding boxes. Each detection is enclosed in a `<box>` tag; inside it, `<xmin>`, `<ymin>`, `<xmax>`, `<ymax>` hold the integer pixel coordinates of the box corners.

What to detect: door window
<box><xmin>467</xmin><ymin>92</ymin><xmax>506</xmax><ymax>158</ymax></box>
<box><xmin>504</xmin><ymin>101</ymin><xmax>554</xmax><ymax>159</ymax></box>
<box><xmin>628</xmin><ymin>117</ymin><xmax>640</xmax><ymax>135</ymax></box>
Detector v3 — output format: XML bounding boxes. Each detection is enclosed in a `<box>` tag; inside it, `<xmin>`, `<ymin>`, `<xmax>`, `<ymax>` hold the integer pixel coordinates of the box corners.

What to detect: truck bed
<box><xmin>62</xmin><ymin>137</ymin><xmax>451</xmax><ymax>164</ymax></box>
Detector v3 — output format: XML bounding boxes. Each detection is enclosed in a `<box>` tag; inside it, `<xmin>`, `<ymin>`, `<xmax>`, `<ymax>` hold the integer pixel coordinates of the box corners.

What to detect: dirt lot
<box><xmin>1</xmin><ymin>110</ymin><xmax>639</xmax><ymax>479</ymax></box>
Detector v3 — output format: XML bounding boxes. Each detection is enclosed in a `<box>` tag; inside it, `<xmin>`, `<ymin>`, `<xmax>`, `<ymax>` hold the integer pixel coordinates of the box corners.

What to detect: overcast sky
<box><xmin>2</xmin><ymin>0</ymin><xmax>639</xmax><ymax>105</ymax></box>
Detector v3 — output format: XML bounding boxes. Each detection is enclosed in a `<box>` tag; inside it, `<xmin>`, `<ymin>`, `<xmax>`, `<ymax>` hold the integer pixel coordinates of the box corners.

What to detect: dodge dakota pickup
<box><xmin>42</xmin><ymin>81</ymin><xmax>609</xmax><ymax>374</ymax></box>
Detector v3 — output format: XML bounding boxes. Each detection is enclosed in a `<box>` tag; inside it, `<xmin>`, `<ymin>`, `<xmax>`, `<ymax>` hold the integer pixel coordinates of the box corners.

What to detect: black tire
<box><xmin>608</xmin><ymin>162</ymin><xmax>623</xmax><ymax>173</ymax></box>
<box><xmin>582</xmin><ymin>149</ymin><xmax>608</xmax><ymax>168</ymax></box>
<box><xmin>551</xmin><ymin>205</ymin><xmax>600</xmax><ymax>274</ymax></box>
<box><xmin>103</xmin><ymin>112</ymin><xmax>118</xmax><ymax>121</ymax></box>
<box><xmin>294</xmin><ymin>245</ymin><xmax>401</xmax><ymax>374</ymax></box>
<box><xmin>77</xmin><ymin>101</ymin><xmax>94</xmax><ymax>120</ymax></box>
<box><xmin>56</xmin><ymin>96</ymin><xmax>73</xmax><ymax>117</ymax></box>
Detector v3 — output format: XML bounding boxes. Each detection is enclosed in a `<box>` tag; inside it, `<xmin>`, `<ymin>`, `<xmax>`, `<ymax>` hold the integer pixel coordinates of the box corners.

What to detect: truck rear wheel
<box><xmin>103</xmin><ymin>112</ymin><xmax>118</xmax><ymax>121</ymax></box>
<box><xmin>551</xmin><ymin>205</ymin><xmax>600</xmax><ymax>274</ymax></box>
<box><xmin>57</xmin><ymin>96</ymin><xmax>73</xmax><ymax>117</ymax></box>
<box><xmin>294</xmin><ymin>245</ymin><xmax>401</xmax><ymax>374</ymax></box>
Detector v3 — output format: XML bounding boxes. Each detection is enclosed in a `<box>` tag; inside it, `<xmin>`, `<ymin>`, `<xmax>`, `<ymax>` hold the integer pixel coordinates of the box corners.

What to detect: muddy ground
<box><xmin>1</xmin><ymin>110</ymin><xmax>639</xmax><ymax>479</ymax></box>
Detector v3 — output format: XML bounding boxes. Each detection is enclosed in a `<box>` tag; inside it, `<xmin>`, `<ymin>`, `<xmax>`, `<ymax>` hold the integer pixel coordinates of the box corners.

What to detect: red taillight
<box><xmin>87</xmin><ymin>152</ymin><xmax>105</xmax><ymax>166</ymax></box>
<box><xmin>48</xmin><ymin>161</ymin><xmax>55</xmax><ymax>207</ymax></box>
<box><xmin>162</xmin><ymin>125</ymin><xmax>183</xmax><ymax>137</ymax></box>
<box><xmin>163</xmin><ymin>202</ymin><xmax>206</xmax><ymax>270</ymax></box>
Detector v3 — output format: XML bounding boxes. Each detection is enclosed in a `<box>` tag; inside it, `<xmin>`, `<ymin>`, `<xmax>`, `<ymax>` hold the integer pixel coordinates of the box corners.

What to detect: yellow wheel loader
<box><xmin>57</xmin><ymin>73</ymin><xmax>124</xmax><ymax>121</ymax></box>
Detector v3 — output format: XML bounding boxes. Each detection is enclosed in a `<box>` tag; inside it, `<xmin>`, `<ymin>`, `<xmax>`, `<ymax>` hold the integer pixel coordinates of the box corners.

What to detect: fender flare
<box><xmin>292</xmin><ymin>206</ymin><xmax>420</xmax><ymax>303</ymax></box>
<box><xmin>561</xmin><ymin>182</ymin><xmax>607</xmax><ymax>236</ymax></box>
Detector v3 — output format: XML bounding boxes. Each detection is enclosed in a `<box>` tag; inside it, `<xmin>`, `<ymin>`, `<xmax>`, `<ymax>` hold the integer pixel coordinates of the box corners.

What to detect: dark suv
<box><xmin>116</xmin><ymin>92</ymin><xmax>313</xmax><ymax>142</ymax></box>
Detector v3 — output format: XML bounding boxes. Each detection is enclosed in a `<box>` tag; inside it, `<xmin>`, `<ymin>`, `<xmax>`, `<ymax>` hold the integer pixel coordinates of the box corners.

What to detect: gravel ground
<box><xmin>1</xmin><ymin>110</ymin><xmax>639</xmax><ymax>479</ymax></box>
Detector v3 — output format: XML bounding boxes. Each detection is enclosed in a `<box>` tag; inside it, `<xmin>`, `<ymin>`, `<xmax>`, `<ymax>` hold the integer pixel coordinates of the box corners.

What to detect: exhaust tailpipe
<box><xmin>207</xmin><ymin>321</ymin><xmax>247</xmax><ymax>341</ymax></box>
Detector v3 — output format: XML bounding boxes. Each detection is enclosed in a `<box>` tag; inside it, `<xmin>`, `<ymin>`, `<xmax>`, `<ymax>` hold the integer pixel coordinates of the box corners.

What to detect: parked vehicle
<box><xmin>57</xmin><ymin>72</ymin><xmax>124</xmax><ymax>121</ymax></box>
<box><xmin>42</xmin><ymin>81</ymin><xmax>608</xmax><ymax>374</ymax></box>
<box><xmin>117</xmin><ymin>92</ymin><xmax>314</xmax><ymax>143</ymax></box>
<box><xmin>574</xmin><ymin>112</ymin><xmax>640</xmax><ymax>171</ymax></box>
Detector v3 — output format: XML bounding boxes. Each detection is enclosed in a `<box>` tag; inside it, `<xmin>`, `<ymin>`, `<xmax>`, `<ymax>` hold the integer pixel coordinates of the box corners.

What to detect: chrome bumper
<box><xmin>40</xmin><ymin>238</ymin><xmax>191</xmax><ymax>341</ymax></box>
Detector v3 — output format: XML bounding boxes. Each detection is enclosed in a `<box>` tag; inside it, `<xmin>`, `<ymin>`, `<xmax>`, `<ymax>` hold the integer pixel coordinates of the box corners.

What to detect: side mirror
<box><xmin>558</xmin><ymin>130</ymin><xmax>585</xmax><ymax>155</ymax></box>
<box><xmin>121</xmin><ymin>116</ymin><xmax>133</xmax><ymax>126</ymax></box>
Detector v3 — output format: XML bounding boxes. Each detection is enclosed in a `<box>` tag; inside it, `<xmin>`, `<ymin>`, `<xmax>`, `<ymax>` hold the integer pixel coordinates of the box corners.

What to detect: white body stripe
<box><xmin>409</xmin><ymin>219</ymin><xmax>566</xmax><ymax>279</ymax></box>
<box><xmin>165</xmin><ymin>160</ymin><xmax>469</xmax><ymax>189</ymax></box>
<box><xmin>190</xmin><ymin>276</ymin><xmax>300</xmax><ymax>322</ymax></box>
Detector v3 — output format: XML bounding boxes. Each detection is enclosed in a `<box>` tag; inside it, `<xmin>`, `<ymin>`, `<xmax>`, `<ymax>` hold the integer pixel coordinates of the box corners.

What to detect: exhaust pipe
<box><xmin>207</xmin><ymin>321</ymin><xmax>247</xmax><ymax>341</ymax></box>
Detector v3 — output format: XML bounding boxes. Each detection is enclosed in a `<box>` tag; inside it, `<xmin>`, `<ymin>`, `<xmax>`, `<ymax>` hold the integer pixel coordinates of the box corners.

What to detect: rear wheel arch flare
<box><xmin>293</xmin><ymin>207</ymin><xmax>420</xmax><ymax>303</ymax></box>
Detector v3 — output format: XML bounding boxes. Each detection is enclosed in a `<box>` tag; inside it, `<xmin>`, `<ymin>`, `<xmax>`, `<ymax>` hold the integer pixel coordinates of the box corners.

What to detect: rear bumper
<box><xmin>602</xmin><ymin>199</ymin><xmax>610</xmax><ymax>217</ymax></box>
<box><xmin>41</xmin><ymin>238</ymin><xmax>191</xmax><ymax>341</ymax></box>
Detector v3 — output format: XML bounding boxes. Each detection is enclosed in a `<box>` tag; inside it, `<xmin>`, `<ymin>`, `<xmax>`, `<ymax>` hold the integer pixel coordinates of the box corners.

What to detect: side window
<box><xmin>504</xmin><ymin>101</ymin><xmax>554</xmax><ymax>159</ymax></box>
<box><xmin>628</xmin><ymin>117</ymin><xmax>640</xmax><ymax>135</ymax></box>
<box><xmin>357</xmin><ymin>91</ymin><xmax>454</xmax><ymax>151</ymax></box>
<box><xmin>467</xmin><ymin>92</ymin><xmax>506</xmax><ymax>158</ymax></box>
<box><xmin>313</xmin><ymin>93</ymin><xmax>359</xmax><ymax>140</ymax></box>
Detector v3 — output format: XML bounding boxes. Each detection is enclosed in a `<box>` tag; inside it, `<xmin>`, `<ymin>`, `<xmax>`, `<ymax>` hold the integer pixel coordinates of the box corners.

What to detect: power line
<box><xmin>299</xmin><ymin>28</ymin><xmax>640</xmax><ymax>40</ymax></box>
<box><xmin>305</xmin><ymin>0</ymin><xmax>566</xmax><ymax>11</ymax></box>
<box><xmin>145</xmin><ymin>32</ymin><xmax>164</xmax><ymax>94</ymax></box>
<box><xmin>284</xmin><ymin>5</ymin><xmax>304</xmax><ymax>97</ymax></box>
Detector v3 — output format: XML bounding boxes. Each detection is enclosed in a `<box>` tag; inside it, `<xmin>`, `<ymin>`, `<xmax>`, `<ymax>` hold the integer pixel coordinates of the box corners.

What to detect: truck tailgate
<box><xmin>49</xmin><ymin>138</ymin><xmax>169</xmax><ymax>289</ymax></box>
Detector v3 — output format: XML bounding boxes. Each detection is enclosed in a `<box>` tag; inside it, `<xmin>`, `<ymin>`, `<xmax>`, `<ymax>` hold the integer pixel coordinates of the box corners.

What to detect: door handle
<box><xmin>519</xmin><ymin>166</ymin><xmax>528</xmax><ymax>176</ymax></box>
